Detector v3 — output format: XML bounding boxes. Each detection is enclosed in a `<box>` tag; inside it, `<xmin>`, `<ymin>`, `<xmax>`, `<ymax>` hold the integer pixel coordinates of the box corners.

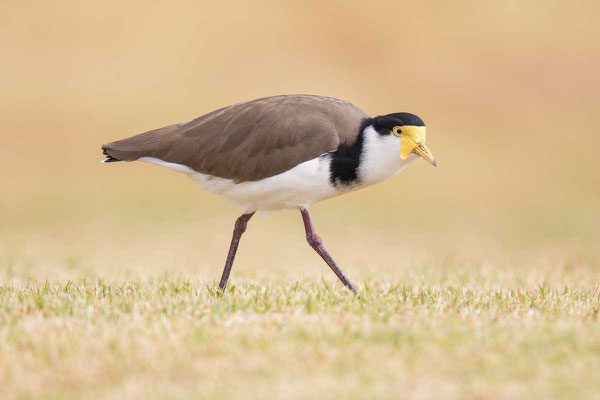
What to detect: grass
<box><xmin>1</xmin><ymin>193</ymin><xmax>599</xmax><ymax>399</ymax></box>
<box><xmin>1</xmin><ymin>185</ymin><xmax>598</xmax><ymax>399</ymax></box>
<box><xmin>2</xmin><ymin>270</ymin><xmax>600</xmax><ymax>399</ymax></box>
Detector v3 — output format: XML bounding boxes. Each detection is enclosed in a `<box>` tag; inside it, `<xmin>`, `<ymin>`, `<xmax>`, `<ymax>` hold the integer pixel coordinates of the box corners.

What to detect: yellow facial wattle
<box><xmin>395</xmin><ymin>125</ymin><xmax>437</xmax><ymax>166</ymax></box>
<box><xmin>399</xmin><ymin>126</ymin><xmax>427</xmax><ymax>160</ymax></box>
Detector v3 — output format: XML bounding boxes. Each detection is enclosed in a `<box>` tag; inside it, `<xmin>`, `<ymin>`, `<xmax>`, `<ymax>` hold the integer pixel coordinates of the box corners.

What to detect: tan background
<box><xmin>1</xmin><ymin>1</ymin><xmax>599</xmax><ymax>282</ymax></box>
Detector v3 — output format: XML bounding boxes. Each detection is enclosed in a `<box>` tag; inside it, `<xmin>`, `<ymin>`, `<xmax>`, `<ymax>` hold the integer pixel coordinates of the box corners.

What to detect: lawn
<box><xmin>1</xmin><ymin>164</ymin><xmax>599</xmax><ymax>399</ymax></box>
<box><xmin>2</xmin><ymin>242</ymin><xmax>599</xmax><ymax>399</ymax></box>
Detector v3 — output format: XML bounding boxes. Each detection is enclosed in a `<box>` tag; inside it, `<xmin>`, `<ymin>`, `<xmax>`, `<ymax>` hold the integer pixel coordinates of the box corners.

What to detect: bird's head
<box><xmin>372</xmin><ymin>113</ymin><xmax>437</xmax><ymax>166</ymax></box>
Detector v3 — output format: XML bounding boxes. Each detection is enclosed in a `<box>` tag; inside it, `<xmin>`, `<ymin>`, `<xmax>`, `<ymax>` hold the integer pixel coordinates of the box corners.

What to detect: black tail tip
<box><xmin>102</xmin><ymin>149</ymin><xmax>121</xmax><ymax>163</ymax></box>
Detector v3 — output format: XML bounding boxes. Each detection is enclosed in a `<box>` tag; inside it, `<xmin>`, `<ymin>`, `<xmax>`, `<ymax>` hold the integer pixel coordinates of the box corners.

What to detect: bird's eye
<box><xmin>393</xmin><ymin>127</ymin><xmax>402</xmax><ymax>137</ymax></box>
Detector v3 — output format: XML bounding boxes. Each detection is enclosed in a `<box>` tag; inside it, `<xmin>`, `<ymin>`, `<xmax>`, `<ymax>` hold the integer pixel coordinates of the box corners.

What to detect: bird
<box><xmin>101</xmin><ymin>94</ymin><xmax>436</xmax><ymax>294</ymax></box>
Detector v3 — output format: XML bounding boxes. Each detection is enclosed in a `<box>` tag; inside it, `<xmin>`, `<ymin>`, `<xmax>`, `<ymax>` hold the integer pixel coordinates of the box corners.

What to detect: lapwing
<box><xmin>102</xmin><ymin>94</ymin><xmax>436</xmax><ymax>294</ymax></box>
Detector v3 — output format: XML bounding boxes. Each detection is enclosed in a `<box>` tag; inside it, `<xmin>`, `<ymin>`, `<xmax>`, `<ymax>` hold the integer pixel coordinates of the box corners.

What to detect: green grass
<box><xmin>1</xmin><ymin>198</ymin><xmax>598</xmax><ymax>399</ymax></box>
<box><xmin>2</xmin><ymin>277</ymin><xmax>599</xmax><ymax>400</ymax></box>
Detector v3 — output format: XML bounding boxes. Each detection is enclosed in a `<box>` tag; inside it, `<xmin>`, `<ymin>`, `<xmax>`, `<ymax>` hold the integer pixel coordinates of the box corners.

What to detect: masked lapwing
<box><xmin>102</xmin><ymin>94</ymin><xmax>437</xmax><ymax>294</ymax></box>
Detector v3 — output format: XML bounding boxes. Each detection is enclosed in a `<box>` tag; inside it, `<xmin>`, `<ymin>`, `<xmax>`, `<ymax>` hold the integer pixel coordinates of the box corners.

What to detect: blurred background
<box><xmin>1</xmin><ymin>0</ymin><xmax>599</xmax><ymax>284</ymax></box>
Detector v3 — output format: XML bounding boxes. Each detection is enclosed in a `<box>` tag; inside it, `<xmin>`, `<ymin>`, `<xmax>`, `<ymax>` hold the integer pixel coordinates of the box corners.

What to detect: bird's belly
<box><xmin>188</xmin><ymin>155</ymin><xmax>346</xmax><ymax>212</ymax></box>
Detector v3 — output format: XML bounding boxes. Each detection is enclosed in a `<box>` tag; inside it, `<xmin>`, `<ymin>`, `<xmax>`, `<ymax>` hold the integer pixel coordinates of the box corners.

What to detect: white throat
<box><xmin>358</xmin><ymin>125</ymin><xmax>419</xmax><ymax>185</ymax></box>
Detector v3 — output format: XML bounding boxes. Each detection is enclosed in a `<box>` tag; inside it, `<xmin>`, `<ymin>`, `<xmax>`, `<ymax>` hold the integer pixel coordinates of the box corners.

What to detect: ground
<box><xmin>2</xmin><ymin>274</ymin><xmax>600</xmax><ymax>399</ymax></box>
<box><xmin>1</xmin><ymin>191</ymin><xmax>599</xmax><ymax>399</ymax></box>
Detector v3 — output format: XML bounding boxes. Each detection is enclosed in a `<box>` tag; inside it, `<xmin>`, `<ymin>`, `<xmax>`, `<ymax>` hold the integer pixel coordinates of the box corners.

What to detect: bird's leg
<box><xmin>300</xmin><ymin>208</ymin><xmax>358</xmax><ymax>295</ymax></box>
<box><xmin>218</xmin><ymin>211</ymin><xmax>255</xmax><ymax>293</ymax></box>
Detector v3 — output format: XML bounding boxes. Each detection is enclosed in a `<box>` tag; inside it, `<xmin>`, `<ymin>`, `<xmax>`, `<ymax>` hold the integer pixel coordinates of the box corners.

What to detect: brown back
<box><xmin>102</xmin><ymin>94</ymin><xmax>369</xmax><ymax>182</ymax></box>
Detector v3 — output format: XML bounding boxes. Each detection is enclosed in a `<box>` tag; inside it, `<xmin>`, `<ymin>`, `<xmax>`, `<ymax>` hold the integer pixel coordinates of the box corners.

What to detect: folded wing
<box><xmin>102</xmin><ymin>94</ymin><xmax>368</xmax><ymax>182</ymax></box>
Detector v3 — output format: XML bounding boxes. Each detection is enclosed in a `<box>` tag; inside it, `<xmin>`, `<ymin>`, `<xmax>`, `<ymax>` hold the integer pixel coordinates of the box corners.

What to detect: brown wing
<box><xmin>102</xmin><ymin>94</ymin><xmax>369</xmax><ymax>182</ymax></box>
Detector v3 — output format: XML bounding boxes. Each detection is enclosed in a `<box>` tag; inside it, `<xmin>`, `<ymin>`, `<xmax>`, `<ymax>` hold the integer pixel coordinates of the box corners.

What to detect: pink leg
<box><xmin>219</xmin><ymin>212</ymin><xmax>255</xmax><ymax>292</ymax></box>
<box><xmin>300</xmin><ymin>208</ymin><xmax>358</xmax><ymax>294</ymax></box>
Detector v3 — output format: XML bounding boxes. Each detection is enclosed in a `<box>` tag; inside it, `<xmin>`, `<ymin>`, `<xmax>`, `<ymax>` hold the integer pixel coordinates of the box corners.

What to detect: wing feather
<box><xmin>102</xmin><ymin>95</ymin><xmax>368</xmax><ymax>182</ymax></box>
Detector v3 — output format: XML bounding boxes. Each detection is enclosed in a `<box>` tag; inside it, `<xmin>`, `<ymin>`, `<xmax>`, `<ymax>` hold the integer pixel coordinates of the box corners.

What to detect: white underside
<box><xmin>137</xmin><ymin>126</ymin><xmax>419</xmax><ymax>212</ymax></box>
<box><xmin>139</xmin><ymin>154</ymin><xmax>349</xmax><ymax>212</ymax></box>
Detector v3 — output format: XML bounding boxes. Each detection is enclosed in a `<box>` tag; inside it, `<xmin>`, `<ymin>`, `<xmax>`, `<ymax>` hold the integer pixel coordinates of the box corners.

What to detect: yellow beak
<box><xmin>412</xmin><ymin>142</ymin><xmax>437</xmax><ymax>166</ymax></box>
<box><xmin>399</xmin><ymin>126</ymin><xmax>437</xmax><ymax>167</ymax></box>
